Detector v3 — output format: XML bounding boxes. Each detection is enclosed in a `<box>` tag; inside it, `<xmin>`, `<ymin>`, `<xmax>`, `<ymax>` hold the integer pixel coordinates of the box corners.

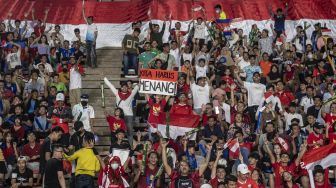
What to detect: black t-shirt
<box><xmin>69</xmin><ymin>131</ymin><xmax>86</xmax><ymax>151</ymax></box>
<box><xmin>39</xmin><ymin>137</ymin><xmax>52</xmax><ymax>172</ymax></box>
<box><xmin>175</xmin><ymin>175</ymin><xmax>193</xmax><ymax>188</ymax></box>
<box><xmin>44</xmin><ymin>158</ymin><xmax>63</xmax><ymax>188</ymax></box>
<box><xmin>11</xmin><ymin>168</ymin><xmax>33</xmax><ymax>188</ymax></box>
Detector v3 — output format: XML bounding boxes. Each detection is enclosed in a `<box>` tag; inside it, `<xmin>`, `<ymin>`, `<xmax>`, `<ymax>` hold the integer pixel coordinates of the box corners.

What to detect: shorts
<box><xmin>27</xmin><ymin>162</ymin><xmax>40</xmax><ymax>174</ymax></box>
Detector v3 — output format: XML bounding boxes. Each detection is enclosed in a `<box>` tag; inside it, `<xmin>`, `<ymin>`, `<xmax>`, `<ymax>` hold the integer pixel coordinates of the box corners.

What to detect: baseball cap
<box><xmin>56</xmin><ymin>93</ymin><xmax>65</xmax><ymax>101</ymax></box>
<box><xmin>81</xmin><ymin>94</ymin><xmax>89</xmax><ymax>101</ymax></box>
<box><xmin>237</xmin><ymin>164</ymin><xmax>250</xmax><ymax>174</ymax></box>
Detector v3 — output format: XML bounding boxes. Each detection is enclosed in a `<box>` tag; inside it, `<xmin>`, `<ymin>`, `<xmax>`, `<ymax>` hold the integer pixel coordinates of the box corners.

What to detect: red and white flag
<box><xmin>150</xmin><ymin>113</ymin><xmax>200</xmax><ymax>140</ymax></box>
<box><xmin>301</xmin><ymin>143</ymin><xmax>336</xmax><ymax>171</ymax></box>
<box><xmin>276</xmin><ymin>137</ymin><xmax>289</xmax><ymax>152</ymax></box>
<box><xmin>224</xmin><ymin>138</ymin><xmax>240</xmax><ymax>152</ymax></box>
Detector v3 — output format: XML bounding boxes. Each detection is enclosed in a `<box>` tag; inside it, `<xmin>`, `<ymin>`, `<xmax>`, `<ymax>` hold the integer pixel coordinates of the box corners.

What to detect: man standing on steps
<box><xmin>82</xmin><ymin>4</ymin><xmax>98</xmax><ymax>68</ymax></box>
<box><xmin>122</xmin><ymin>28</ymin><xmax>140</xmax><ymax>77</ymax></box>
<box><xmin>69</xmin><ymin>56</ymin><xmax>85</xmax><ymax>108</ymax></box>
<box><xmin>72</xmin><ymin>94</ymin><xmax>95</xmax><ymax>132</ymax></box>
<box><xmin>104</xmin><ymin>77</ymin><xmax>139</xmax><ymax>145</ymax></box>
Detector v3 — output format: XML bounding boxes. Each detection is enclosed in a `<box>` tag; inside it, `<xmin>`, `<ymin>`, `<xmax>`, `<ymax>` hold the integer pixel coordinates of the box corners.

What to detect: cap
<box><xmin>314</xmin><ymin>124</ymin><xmax>324</xmax><ymax>129</ymax></box>
<box><xmin>237</xmin><ymin>163</ymin><xmax>249</xmax><ymax>174</ymax></box>
<box><xmin>200</xmin><ymin>184</ymin><xmax>212</xmax><ymax>188</ymax></box>
<box><xmin>115</xmin><ymin>128</ymin><xmax>126</xmax><ymax>134</ymax></box>
<box><xmin>56</xmin><ymin>93</ymin><xmax>65</xmax><ymax>101</ymax></box>
<box><xmin>218</xmin><ymin>159</ymin><xmax>227</xmax><ymax>167</ymax></box>
<box><xmin>81</xmin><ymin>94</ymin><xmax>89</xmax><ymax>101</ymax></box>
<box><xmin>17</xmin><ymin>156</ymin><xmax>27</xmax><ymax>162</ymax></box>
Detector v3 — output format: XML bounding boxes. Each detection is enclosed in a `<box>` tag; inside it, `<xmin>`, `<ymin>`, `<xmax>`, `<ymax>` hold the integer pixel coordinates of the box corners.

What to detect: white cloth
<box><xmin>34</xmin><ymin>63</ymin><xmax>54</xmax><ymax>73</ymax></box>
<box><xmin>191</xmin><ymin>82</ymin><xmax>210</xmax><ymax>109</ymax></box>
<box><xmin>69</xmin><ymin>67</ymin><xmax>82</xmax><ymax>90</ymax></box>
<box><xmin>195</xmin><ymin>65</ymin><xmax>208</xmax><ymax>80</ymax></box>
<box><xmin>104</xmin><ymin>77</ymin><xmax>139</xmax><ymax>116</ymax></box>
<box><xmin>284</xmin><ymin>112</ymin><xmax>304</xmax><ymax>130</ymax></box>
<box><xmin>6</xmin><ymin>51</ymin><xmax>21</xmax><ymax>69</ymax></box>
<box><xmin>300</xmin><ymin>96</ymin><xmax>314</xmax><ymax>114</ymax></box>
<box><xmin>72</xmin><ymin>103</ymin><xmax>95</xmax><ymax>131</ymax></box>
<box><xmin>193</xmin><ymin>22</ymin><xmax>206</xmax><ymax>39</ymax></box>
<box><xmin>86</xmin><ymin>24</ymin><xmax>98</xmax><ymax>41</ymax></box>
<box><xmin>243</xmin><ymin>82</ymin><xmax>266</xmax><ymax>107</ymax></box>
<box><xmin>170</xmin><ymin>48</ymin><xmax>181</xmax><ymax>67</ymax></box>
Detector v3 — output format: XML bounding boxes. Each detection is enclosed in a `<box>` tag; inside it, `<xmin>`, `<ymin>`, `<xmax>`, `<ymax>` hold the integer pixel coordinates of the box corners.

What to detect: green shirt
<box><xmin>139</xmin><ymin>51</ymin><xmax>156</xmax><ymax>69</ymax></box>
<box><xmin>49</xmin><ymin>82</ymin><xmax>68</xmax><ymax>93</ymax></box>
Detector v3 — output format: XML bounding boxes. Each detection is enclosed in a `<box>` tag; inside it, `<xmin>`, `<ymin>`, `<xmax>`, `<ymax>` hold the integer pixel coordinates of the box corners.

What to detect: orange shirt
<box><xmin>259</xmin><ymin>61</ymin><xmax>272</xmax><ymax>77</ymax></box>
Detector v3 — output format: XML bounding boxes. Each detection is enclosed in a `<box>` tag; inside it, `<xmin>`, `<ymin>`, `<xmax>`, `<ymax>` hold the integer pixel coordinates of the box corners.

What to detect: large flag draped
<box><xmin>301</xmin><ymin>143</ymin><xmax>336</xmax><ymax>170</ymax></box>
<box><xmin>0</xmin><ymin>0</ymin><xmax>335</xmax><ymax>47</ymax></box>
<box><xmin>149</xmin><ymin>112</ymin><xmax>200</xmax><ymax>140</ymax></box>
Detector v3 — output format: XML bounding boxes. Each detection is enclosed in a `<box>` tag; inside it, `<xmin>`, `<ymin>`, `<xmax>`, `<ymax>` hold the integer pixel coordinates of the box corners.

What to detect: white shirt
<box><xmin>170</xmin><ymin>48</ymin><xmax>181</xmax><ymax>67</ymax></box>
<box><xmin>244</xmin><ymin>82</ymin><xmax>266</xmax><ymax>107</ymax></box>
<box><xmin>104</xmin><ymin>78</ymin><xmax>139</xmax><ymax>116</ymax></box>
<box><xmin>284</xmin><ymin>112</ymin><xmax>304</xmax><ymax>130</ymax></box>
<box><xmin>195</xmin><ymin>64</ymin><xmax>208</xmax><ymax>79</ymax></box>
<box><xmin>182</xmin><ymin>53</ymin><xmax>192</xmax><ymax>63</ymax></box>
<box><xmin>72</xmin><ymin>103</ymin><xmax>95</xmax><ymax>131</ymax></box>
<box><xmin>6</xmin><ymin>51</ymin><xmax>21</xmax><ymax>69</ymax></box>
<box><xmin>86</xmin><ymin>24</ymin><xmax>98</xmax><ymax>42</ymax></box>
<box><xmin>194</xmin><ymin>23</ymin><xmax>206</xmax><ymax>39</ymax></box>
<box><xmin>300</xmin><ymin>96</ymin><xmax>314</xmax><ymax>114</ymax></box>
<box><xmin>191</xmin><ymin>82</ymin><xmax>210</xmax><ymax>109</ymax></box>
<box><xmin>69</xmin><ymin>67</ymin><xmax>82</xmax><ymax>90</ymax></box>
<box><xmin>34</xmin><ymin>63</ymin><xmax>54</xmax><ymax>73</ymax></box>
<box><xmin>238</xmin><ymin>59</ymin><xmax>250</xmax><ymax>70</ymax></box>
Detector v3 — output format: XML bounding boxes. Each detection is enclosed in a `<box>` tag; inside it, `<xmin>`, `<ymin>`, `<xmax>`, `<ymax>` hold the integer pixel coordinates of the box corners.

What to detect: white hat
<box><xmin>237</xmin><ymin>164</ymin><xmax>250</xmax><ymax>174</ymax></box>
<box><xmin>218</xmin><ymin>159</ymin><xmax>227</xmax><ymax>167</ymax></box>
<box><xmin>56</xmin><ymin>93</ymin><xmax>65</xmax><ymax>101</ymax></box>
<box><xmin>200</xmin><ymin>184</ymin><xmax>212</xmax><ymax>188</ymax></box>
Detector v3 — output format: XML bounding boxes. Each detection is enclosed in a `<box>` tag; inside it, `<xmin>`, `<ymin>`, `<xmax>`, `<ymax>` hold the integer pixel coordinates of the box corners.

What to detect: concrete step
<box><xmin>84</xmin><ymin>68</ymin><xmax>123</xmax><ymax>75</ymax></box>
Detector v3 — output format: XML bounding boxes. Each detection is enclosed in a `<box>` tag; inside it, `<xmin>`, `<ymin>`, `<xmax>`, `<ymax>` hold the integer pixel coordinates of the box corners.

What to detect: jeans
<box><xmin>86</xmin><ymin>41</ymin><xmax>97</xmax><ymax>67</ymax></box>
<box><xmin>75</xmin><ymin>174</ymin><xmax>94</xmax><ymax>188</ymax></box>
<box><xmin>123</xmin><ymin>52</ymin><xmax>138</xmax><ymax>75</ymax></box>
<box><xmin>125</xmin><ymin>115</ymin><xmax>134</xmax><ymax>145</ymax></box>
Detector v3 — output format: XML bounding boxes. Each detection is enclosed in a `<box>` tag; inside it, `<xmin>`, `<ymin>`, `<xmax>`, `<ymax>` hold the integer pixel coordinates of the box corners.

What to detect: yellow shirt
<box><xmin>64</xmin><ymin>148</ymin><xmax>100</xmax><ymax>176</ymax></box>
<box><xmin>219</xmin><ymin>11</ymin><xmax>227</xmax><ymax>19</ymax></box>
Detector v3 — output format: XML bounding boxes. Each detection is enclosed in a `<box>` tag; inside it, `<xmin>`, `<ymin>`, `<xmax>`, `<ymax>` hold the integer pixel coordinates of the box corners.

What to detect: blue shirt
<box><xmin>203</xmin><ymin>124</ymin><xmax>224</xmax><ymax>139</ymax></box>
<box><xmin>243</xmin><ymin>65</ymin><xmax>261</xmax><ymax>82</ymax></box>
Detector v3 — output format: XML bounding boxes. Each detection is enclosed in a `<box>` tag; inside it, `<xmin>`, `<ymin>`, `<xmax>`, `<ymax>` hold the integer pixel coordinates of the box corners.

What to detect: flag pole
<box><xmin>308</xmin><ymin>170</ymin><xmax>315</xmax><ymax>188</ymax></box>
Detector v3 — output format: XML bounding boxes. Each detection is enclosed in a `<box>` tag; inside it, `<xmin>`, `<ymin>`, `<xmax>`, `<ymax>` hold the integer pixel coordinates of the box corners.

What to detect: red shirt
<box><xmin>271</xmin><ymin>162</ymin><xmax>297</xmax><ymax>187</ymax></box>
<box><xmin>148</xmin><ymin>98</ymin><xmax>167</xmax><ymax>124</ymax></box>
<box><xmin>328</xmin><ymin>133</ymin><xmax>336</xmax><ymax>144</ymax></box>
<box><xmin>237</xmin><ymin>178</ymin><xmax>258</xmax><ymax>188</ymax></box>
<box><xmin>137</xmin><ymin>166</ymin><xmax>159</xmax><ymax>188</ymax></box>
<box><xmin>169</xmin><ymin>170</ymin><xmax>200</xmax><ymax>188</ymax></box>
<box><xmin>275</xmin><ymin>91</ymin><xmax>295</xmax><ymax>107</ymax></box>
<box><xmin>307</xmin><ymin>132</ymin><xmax>324</xmax><ymax>150</ymax></box>
<box><xmin>170</xmin><ymin>103</ymin><xmax>193</xmax><ymax>115</ymax></box>
<box><xmin>34</xmin><ymin>25</ymin><xmax>45</xmax><ymax>37</ymax></box>
<box><xmin>21</xmin><ymin>143</ymin><xmax>41</xmax><ymax>162</ymax></box>
<box><xmin>106</xmin><ymin>116</ymin><xmax>127</xmax><ymax>132</ymax></box>
<box><xmin>11</xmin><ymin>125</ymin><xmax>25</xmax><ymax>142</ymax></box>
<box><xmin>209</xmin><ymin>177</ymin><xmax>224</xmax><ymax>188</ymax></box>
<box><xmin>324</xmin><ymin>113</ymin><xmax>336</xmax><ymax>133</ymax></box>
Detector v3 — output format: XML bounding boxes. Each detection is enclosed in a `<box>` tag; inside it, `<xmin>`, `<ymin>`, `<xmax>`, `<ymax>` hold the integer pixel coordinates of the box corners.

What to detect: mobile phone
<box><xmin>215</xmin><ymin>106</ymin><xmax>220</xmax><ymax>114</ymax></box>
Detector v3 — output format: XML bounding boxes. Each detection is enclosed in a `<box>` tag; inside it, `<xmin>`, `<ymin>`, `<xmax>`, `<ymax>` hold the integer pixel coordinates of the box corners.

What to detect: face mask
<box><xmin>111</xmin><ymin>163</ymin><xmax>119</xmax><ymax>170</ymax></box>
<box><xmin>81</xmin><ymin>101</ymin><xmax>88</xmax><ymax>106</ymax></box>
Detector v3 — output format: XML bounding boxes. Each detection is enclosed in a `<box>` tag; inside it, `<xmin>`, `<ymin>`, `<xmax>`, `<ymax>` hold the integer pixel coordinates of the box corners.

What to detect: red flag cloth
<box><xmin>301</xmin><ymin>143</ymin><xmax>336</xmax><ymax>170</ymax></box>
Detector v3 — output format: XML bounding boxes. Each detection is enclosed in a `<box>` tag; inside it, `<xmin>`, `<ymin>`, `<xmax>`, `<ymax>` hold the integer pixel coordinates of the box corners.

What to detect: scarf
<box><xmin>118</xmin><ymin>91</ymin><xmax>131</xmax><ymax>101</ymax></box>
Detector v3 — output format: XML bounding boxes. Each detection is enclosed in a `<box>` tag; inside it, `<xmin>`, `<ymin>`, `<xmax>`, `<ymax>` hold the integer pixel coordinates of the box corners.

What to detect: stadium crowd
<box><xmin>0</xmin><ymin>2</ymin><xmax>335</xmax><ymax>188</ymax></box>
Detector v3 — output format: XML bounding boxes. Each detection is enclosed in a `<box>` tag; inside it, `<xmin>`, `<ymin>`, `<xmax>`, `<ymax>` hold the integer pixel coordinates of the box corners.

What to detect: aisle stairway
<box><xmin>82</xmin><ymin>47</ymin><xmax>144</xmax><ymax>156</ymax></box>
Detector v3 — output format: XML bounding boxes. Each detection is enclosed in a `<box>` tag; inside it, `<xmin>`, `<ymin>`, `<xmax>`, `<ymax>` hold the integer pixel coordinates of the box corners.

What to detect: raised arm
<box><xmin>43</xmin><ymin>8</ymin><xmax>49</xmax><ymax>26</ymax></box>
<box><xmin>161</xmin><ymin>140</ymin><xmax>172</xmax><ymax>176</ymax></box>
<box><xmin>233</xmin><ymin>68</ymin><xmax>244</xmax><ymax>86</ymax></box>
<box><xmin>264</xmin><ymin>139</ymin><xmax>276</xmax><ymax>163</ymax></box>
<box><xmin>199</xmin><ymin>143</ymin><xmax>213</xmax><ymax>176</ymax></box>
<box><xmin>22</xmin><ymin>12</ymin><xmax>29</xmax><ymax>31</ymax></box>
<box><xmin>82</xmin><ymin>4</ymin><xmax>88</xmax><ymax>24</ymax></box>
<box><xmin>103</xmin><ymin>77</ymin><xmax>118</xmax><ymax>96</ymax></box>
<box><xmin>294</xmin><ymin>141</ymin><xmax>307</xmax><ymax>166</ymax></box>
<box><xmin>211</xmin><ymin>150</ymin><xmax>222</xmax><ymax>179</ymax></box>
<box><xmin>284</xmin><ymin>3</ymin><xmax>289</xmax><ymax>17</ymax></box>
<box><xmin>7</xmin><ymin>12</ymin><xmax>14</xmax><ymax>31</ymax></box>
<box><xmin>268</xmin><ymin>4</ymin><xmax>274</xmax><ymax>18</ymax></box>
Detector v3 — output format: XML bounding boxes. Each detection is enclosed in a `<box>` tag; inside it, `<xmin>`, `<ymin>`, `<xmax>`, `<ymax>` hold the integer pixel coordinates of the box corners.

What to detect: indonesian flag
<box><xmin>276</xmin><ymin>137</ymin><xmax>289</xmax><ymax>152</ymax></box>
<box><xmin>151</xmin><ymin>113</ymin><xmax>200</xmax><ymax>140</ymax></box>
<box><xmin>301</xmin><ymin>143</ymin><xmax>336</xmax><ymax>171</ymax></box>
<box><xmin>224</xmin><ymin>138</ymin><xmax>240</xmax><ymax>152</ymax></box>
<box><xmin>322</xmin><ymin>28</ymin><xmax>332</xmax><ymax>36</ymax></box>
<box><xmin>301</xmin><ymin>144</ymin><xmax>336</xmax><ymax>188</ymax></box>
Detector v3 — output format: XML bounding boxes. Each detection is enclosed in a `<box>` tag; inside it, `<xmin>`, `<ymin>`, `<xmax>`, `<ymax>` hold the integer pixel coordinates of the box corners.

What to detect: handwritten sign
<box><xmin>139</xmin><ymin>69</ymin><xmax>178</xmax><ymax>96</ymax></box>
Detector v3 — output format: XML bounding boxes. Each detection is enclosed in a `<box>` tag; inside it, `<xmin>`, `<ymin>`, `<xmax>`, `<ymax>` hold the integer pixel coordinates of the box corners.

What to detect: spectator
<box><xmin>122</xmin><ymin>28</ymin><xmax>140</xmax><ymax>77</ymax></box>
<box><xmin>72</xmin><ymin>94</ymin><xmax>95</xmax><ymax>132</ymax></box>
<box><xmin>21</xmin><ymin>132</ymin><xmax>40</xmax><ymax>177</ymax></box>
<box><xmin>11</xmin><ymin>156</ymin><xmax>33</xmax><ymax>188</ymax></box>
<box><xmin>157</xmin><ymin>43</ymin><xmax>176</xmax><ymax>70</ymax></box>
<box><xmin>82</xmin><ymin>6</ymin><xmax>98</xmax><ymax>68</ymax></box>
<box><xmin>43</xmin><ymin>144</ymin><xmax>66</xmax><ymax>188</ymax></box>
<box><xmin>63</xmin><ymin>132</ymin><xmax>101</xmax><ymax>188</ymax></box>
